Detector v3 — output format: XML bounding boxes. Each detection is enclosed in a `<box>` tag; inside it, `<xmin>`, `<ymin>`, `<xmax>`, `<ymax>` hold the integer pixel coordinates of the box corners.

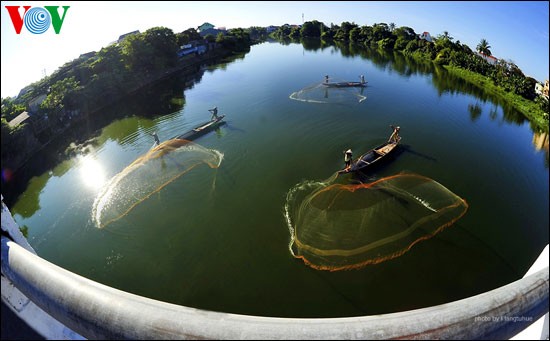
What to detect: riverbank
<box><xmin>1</xmin><ymin>45</ymin><xmax>252</xmax><ymax>206</ymax></box>
<box><xmin>444</xmin><ymin>65</ymin><xmax>549</xmax><ymax>133</ymax></box>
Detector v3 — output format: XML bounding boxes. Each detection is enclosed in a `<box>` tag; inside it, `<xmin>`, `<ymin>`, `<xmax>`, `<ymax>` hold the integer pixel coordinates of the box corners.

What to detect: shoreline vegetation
<box><xmin>443</xmin><ymin>65</ymin><xmax>548</xmax><ymax>132</ymax></box>
<box><xmin>1</xmin><ymin>21</ymin><xmax>548</xmax><ymax>198</ymax></box>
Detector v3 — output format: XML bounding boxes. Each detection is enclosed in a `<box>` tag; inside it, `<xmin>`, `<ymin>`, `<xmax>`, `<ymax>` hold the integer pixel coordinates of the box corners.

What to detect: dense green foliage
<box><xmin>1</xmin><ymin>97</ymin><xmax>26</xmax><ymax>123</ymax></box>
<box><xmin>1</xmin><ymin>25</ymin><xmax>255</xmax><ymax>170</ymax></box>
<box><xmin>2</xmin><ymin>26</ymin><xmax>253</xmax><ymax>124</ymax></box>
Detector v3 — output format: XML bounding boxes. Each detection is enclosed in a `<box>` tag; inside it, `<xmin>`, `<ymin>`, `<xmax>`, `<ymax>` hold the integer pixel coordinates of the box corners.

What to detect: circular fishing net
<box><xmin>92</xmin><ymin>139</ymin><xmax>223</xmax><ymax>228</ymax></box>
<box><xmin>284</xmin><ymin>172</ymin><xmax>468</xmax><ymax>271</ymax></box>
<box><xmin>289</xmin><ymin>82</ymin><xmax>367</xmax><ymax>104</ymax></box>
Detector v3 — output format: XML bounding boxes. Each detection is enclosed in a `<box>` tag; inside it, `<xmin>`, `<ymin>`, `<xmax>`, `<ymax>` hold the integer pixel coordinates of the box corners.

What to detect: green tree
<box><xmin>289</xmin><ymin>26</ymin><xmax>301</xmax><ymax>39</ymax></box>
<box><xmin>121</xmin><ymin>27</ymin><xmax>178</xmax><ymax>72</ymax></box>
<box><xmin>40</xmin><ymin>77</ymin><xmax>81</xmax><ymax>111</ymax></box>
<box><xmin>334</xmin><ymin>21</ymin><xmax>358</xmax><ymax>40</ymax></box>
<box><xmin>442</xmin><ymin>31</ymin><xmax>453</xmax><ymax>41</ymax></box>
<box><xmin>176</xmin><ymin>28</ymin><xmax>201</xmax><ymax>46</ymax></box>
<box><xmin>476</xmin><ymin>38</ymin><xmax>491</xmax><ymax>56</ymax></box>
<box><xmin>1</xmin><ymin>97</ymin><xmax>26</xmax><ymax>121</ymax></box>
<box><xmin>393</xmin><ymin>26</ymin><xmax>417</xmax><ymax>51</ymax></box>
<box><xmin>91</xmin><ymin>44</ymin><xmax>125</xmax><ymax>74</ymax></box>
<box><xmin>301</xmin><ymin>20</ymin><xmax>325</xmax><ymax>38</ymax></box>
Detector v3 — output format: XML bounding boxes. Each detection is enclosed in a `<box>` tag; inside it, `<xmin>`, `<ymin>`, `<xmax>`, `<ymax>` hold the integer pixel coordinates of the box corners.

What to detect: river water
<box><xmin>8</xmin><ymin>40</ymin><xmax>549</xmax><ymax>318</ymax></box>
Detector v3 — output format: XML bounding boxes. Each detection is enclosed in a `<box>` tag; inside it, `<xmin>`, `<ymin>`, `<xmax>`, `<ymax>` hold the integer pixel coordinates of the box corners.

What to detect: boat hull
<box><xmin>338</xmin><ymin>139</ymin><xmax>400</xmax><ymax>174</ymax></box>
<box><xmin>323</xmin><ymin>82</ymin><xmax>367</xmax><ymax>88</ymax></box>
<box><xmin>173</xmin><ymin>115</ymin><xmax>226</xmax><ymax>141</ymax></box>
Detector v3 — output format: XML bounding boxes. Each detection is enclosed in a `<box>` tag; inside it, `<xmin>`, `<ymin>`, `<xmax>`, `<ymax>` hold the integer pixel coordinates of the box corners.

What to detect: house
<box><xmin>199</xmin><ymin>28</ymin><xmax>218</xmax><ymax>37</ymax></box>
<box><xmin>177</xmin><ymin>42</ymin><xmax>207</xmax><ymax>57</ymax></box>
<box><xmin>197</xmin><ymin>23</ymin><xmax>215</xmax><ymax>33</ymax></box>
<box><xmin>535</xmin><ymin>80</ymin><xmax>549</xmax><ymax>99</ymax></box>
<box><xmin>79</xmin><ymin>51</ymin><xmax>96</xmax><ymax>59</ymax></box>
<box><xmin>419</xmin><ymin>31</ymin><xmax>433</xmax><ymax>42</ymax></box>
<box><xmin>476</xmin><ymin>52</ymin><xmax>498</xmax><ymax>65</ymax></box>
<box><xmin>7</xmin><ymin>111</ymin><xmax>30</xmax><ymax>128</ymax></box>
<box><xmin>266</xmin><ymin>25</ymin><xmax>278</xmax><ymax>33</ymax></box>
<box><xmin>118</xmin><ymin>30</ymin><xmax>140</xmax><ymax>42</ymax></box>
<box><xmin>28</xmin><ymin>94</ymin><xmax>47</xmax><ymax>112</ymax></box>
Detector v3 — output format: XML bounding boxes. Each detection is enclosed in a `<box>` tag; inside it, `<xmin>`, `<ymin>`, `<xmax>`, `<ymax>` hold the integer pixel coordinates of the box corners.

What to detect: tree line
<box><xmin>1</xmin><ymin>26</ymin><xmax>254</xmax><ymax>131</ymax></box>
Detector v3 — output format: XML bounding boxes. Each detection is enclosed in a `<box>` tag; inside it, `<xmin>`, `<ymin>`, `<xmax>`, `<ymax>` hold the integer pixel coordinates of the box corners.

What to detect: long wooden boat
<box><xmin>323</xmin><ymin>81</ymin><xmax>367</xmax><ymax>88</ymax></box>
<box><xmin>172</xmin><ymin>115</ymin><xmax>226</xmax><ymax>141</ymax></box>
<box><xmin>338</xmin><ymin>133</ymin><xmax>401</xmax><ymax>175</ymax></box>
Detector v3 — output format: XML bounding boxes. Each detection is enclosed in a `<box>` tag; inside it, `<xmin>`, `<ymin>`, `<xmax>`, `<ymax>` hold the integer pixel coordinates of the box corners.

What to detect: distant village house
<box><xmin>7</xmin><ymin>111</ymin><xmax>30</xmax><ymax>129</ymax></box>
<box><xmin>197</xmin><ymin>23</ymin><xmax>214</xmax><ymax>33</ymax></box>
<box><xmin>118</xmin><ymin>30</ymin><xmax>140</xmax><ymax>43</ymax></box>
<box><xmin>419</xmin><ymin>31</ymin><xmax>433</xmax><ymax>43</ymax></box>
<box><xmin>476</xmin><ymin>52</ymin><xmax>498</xmax><ymax>65</ymax></box>
<box><xmin>535</xmin><ymin>80</ymin><xmax>549</xmax><ymax>99</ymax></box>
<box><xmin>197</xmin><ymin>22</ymin><xmax>226</xmax><ymax>37</ymax></box>
<box><xmin>79</xmin><ymin>51</ymin><xmax>96</xmax><ymax>59</ymax></box>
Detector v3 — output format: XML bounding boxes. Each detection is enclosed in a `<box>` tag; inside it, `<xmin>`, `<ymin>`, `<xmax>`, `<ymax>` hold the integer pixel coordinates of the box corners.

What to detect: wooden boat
<box><xmin>338</xmin><ymin>131</ymin><xmax>401</xmax><ymax>175</ymax></box>
<box><xmin>323</xmin><ymin>81</ymin><xmax>367</xmax><ymax>88</ymax></box>
<box><xmin>173</xmin><ymin>115</ymin><xmax>226</xmax><ymax>141</ymax></box>
<box><xmin>323</xmin><ymin>75</ymin><xmax>367</xmax><ymax>88</ymax></box>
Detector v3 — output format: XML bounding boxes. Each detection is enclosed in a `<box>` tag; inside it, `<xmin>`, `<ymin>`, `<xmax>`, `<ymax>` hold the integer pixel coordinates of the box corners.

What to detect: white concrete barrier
<box><xmin>1</xmin><ymin>236</ymin><xmax>548</xmax><ymax>340</ymax></box>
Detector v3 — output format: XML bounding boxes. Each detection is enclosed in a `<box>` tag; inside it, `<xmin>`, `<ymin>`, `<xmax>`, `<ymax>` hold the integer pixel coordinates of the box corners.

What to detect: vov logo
<box><xmin>5</xmin><ymin>6</ymin><xmax>70</xmax><ymax>34</ymax></box>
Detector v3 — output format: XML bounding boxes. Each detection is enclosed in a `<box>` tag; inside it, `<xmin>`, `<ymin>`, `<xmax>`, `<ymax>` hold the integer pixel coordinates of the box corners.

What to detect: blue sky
<box><xmin>1</xmin><ymin>1</ymin><xmax>548</xmax><ymax>98</ymax></box>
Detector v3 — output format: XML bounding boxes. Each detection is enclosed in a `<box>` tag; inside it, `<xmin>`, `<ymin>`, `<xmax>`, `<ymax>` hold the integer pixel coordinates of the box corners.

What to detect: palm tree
<box><xmin>477</xmin><ymin>38</ymin><xmax>492</xmax><ymax>56</ymax></box>
<box><xmin>442</xmin><ymin>31</ymin><xmax>453</xmax><ymax>41</ymax></box>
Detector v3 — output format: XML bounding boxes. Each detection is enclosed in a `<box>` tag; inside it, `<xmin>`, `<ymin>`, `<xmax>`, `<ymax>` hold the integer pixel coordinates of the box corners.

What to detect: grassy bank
<box><xmin>444</xmin><ymin>65</ymin><xmax>549</xmax><ymax>133</ymax></box>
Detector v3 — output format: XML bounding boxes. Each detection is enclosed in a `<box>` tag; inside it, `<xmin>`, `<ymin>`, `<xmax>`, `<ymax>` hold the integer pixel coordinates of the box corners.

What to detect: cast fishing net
<box><xmin>284</xmin><ymin>172</ymin><xmax>468</xmax><ymax>271</ymax></box>
<box><xmin>289</xmin><ymin>81</ymin><xmax>367</xmax><ymax>104</ymax></box>
<box><xmin>92</xmin><ymin>139</ymin><xmax>223</xmax><ymax>228</ymax></box>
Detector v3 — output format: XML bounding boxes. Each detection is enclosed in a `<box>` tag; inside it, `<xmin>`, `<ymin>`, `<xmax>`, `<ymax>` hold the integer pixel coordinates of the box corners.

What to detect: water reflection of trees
<box><xmin>304</xmin><ymin>41</ymin><xmax>534</xmax><ymax>132</ymax></box>
<box><xmin>468</xmin><ymin>103</ymin><xmax>483</xmax><ymax>121</ymax></box>
<box><xmin>532</xmin><ymin>131</ymin><xmax>549</xmax><ymax>168</ymax></box>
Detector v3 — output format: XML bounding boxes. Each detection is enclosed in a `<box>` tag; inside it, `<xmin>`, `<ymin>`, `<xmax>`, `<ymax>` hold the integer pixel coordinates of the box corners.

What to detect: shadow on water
<box><xmin>222</xmin><ymin>120</ymin><xmax>247</xmax><ymax>134</ymax></box>
<box><xmin>399</xmin><ymin>144</ymin><xmax>437</xmax><ymax>162</ymax></box>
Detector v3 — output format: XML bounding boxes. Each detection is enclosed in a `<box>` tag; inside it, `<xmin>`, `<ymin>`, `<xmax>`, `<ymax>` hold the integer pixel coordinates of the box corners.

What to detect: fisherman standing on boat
<box><xmin>389</xmin><ymin>125</ymin><xmax>401</xmax><ymax>143</ymax></box>
<box><xmin>344</xmin><ymin>149</ymin><xmax>353</xmax><ymax>170</ymax></box>
<box><xmin>360</xmin><ymin>75</ymin><xmax>365</xmax><ymax>84</ymax></box>
<box><xmin>325</xmin><ymin>75</ymin><xmax>329</xmax><ymax>84</ymax></box>
<box><xmin>208</xmin><ymin>106</ymin><xmax>219</xmax><ymax>121</ymax></box>
<box><xmin>152</xmin><ymin>132</ymin><xmax>160</xmax><ymax>146</ymax></box>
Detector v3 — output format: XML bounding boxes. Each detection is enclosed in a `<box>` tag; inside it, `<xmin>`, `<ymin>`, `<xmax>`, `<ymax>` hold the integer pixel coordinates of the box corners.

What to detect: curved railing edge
<box><xmin>1</xmin><ymin>235</ymin><xmax>548</xmax><ymax>340</ymax></box>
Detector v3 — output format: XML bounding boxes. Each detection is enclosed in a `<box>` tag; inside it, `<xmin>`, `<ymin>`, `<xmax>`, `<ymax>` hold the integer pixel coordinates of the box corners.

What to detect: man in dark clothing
<box><xmin>208</xmin><ymin>106</ymin><xmax>219</xmax><ymax>121</ymax></box>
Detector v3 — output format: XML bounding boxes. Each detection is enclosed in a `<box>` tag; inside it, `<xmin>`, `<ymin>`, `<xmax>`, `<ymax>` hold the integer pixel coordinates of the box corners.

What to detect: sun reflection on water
<box><xmin>79</xmin><ymin>155</ymin><xmax>106</xmax><ymax>190</ymax></box>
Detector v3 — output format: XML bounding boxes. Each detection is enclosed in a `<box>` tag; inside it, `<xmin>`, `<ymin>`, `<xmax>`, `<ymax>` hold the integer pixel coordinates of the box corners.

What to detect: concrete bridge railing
<box><xmin>1</xmin><ymin>195</ymin><xmax>548</xmax><ymax>340</ymax></box>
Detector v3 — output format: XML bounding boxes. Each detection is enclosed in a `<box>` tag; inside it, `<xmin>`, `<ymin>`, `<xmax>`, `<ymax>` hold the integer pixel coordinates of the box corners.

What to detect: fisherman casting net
<box><xmin>92</xmin><ymin>139</ymin><xmax>223</xmax><ymax>228</ymax></box>
<box><xmin>289</xmin><ymin>81</ymin><xmax>367</xmax><ymax>104</ymax></box>
<box><xmin>284</xmin><ymin>172</ymin><xmax>468</xmax><ymax>271</ymax></box>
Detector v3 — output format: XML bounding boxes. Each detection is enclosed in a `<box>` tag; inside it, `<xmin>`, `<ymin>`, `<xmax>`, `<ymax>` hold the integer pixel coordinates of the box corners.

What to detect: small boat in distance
<box><xmin>323</xmin><ymin>74</ymin><xmax>367</xmax><ymax>88</ymax></box>
<box><xmin>338</xmin><ymin>125</ymin><xmax>401</xmax><ymax>175</ymax></box>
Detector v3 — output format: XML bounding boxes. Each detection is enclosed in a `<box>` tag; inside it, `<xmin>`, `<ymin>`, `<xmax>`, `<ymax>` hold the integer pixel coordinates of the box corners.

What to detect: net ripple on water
<box><xmin>92</xmin><ymin>139</ymin><xmax>223</xmax><ymax>228</ymax></box>
<box><xmin>284</xmin><ymin>172</ymin><xmax>469</xmax><ymax>271</ymax></box>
